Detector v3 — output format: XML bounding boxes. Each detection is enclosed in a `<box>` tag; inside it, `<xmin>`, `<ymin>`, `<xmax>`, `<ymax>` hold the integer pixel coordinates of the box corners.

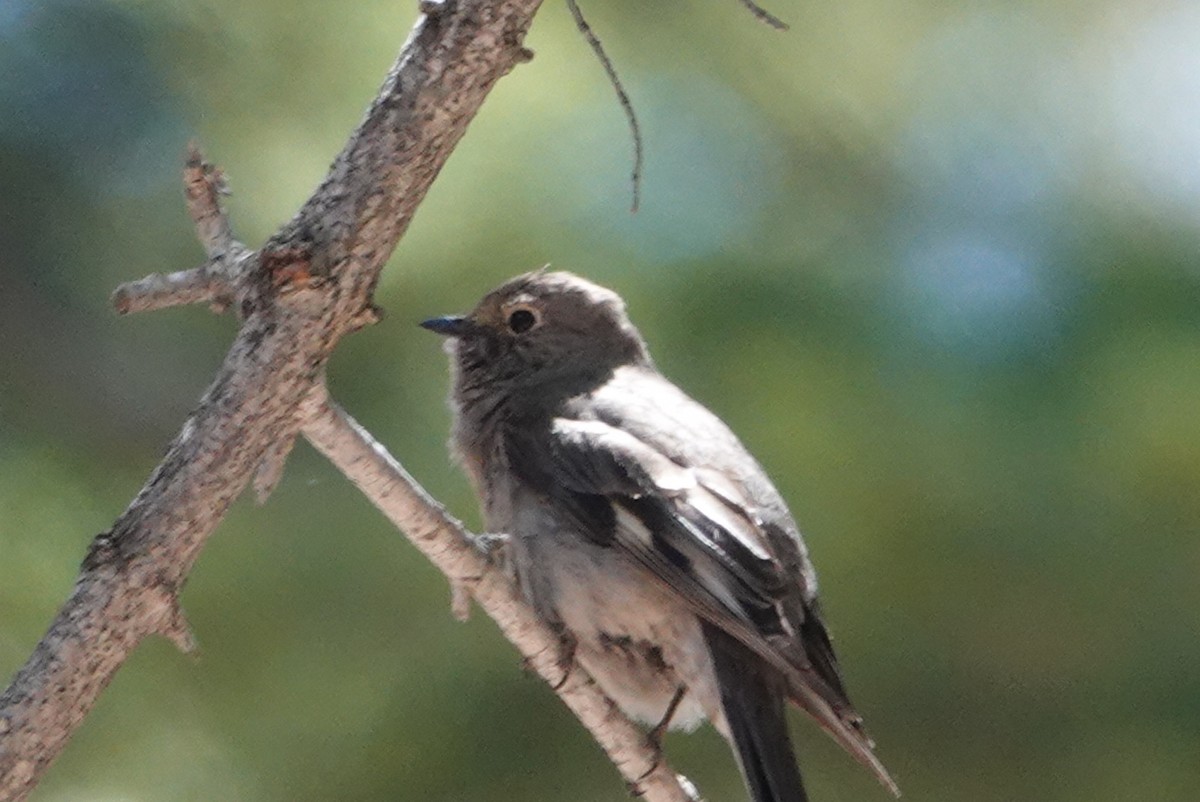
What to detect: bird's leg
<box><xmin>550</xmin><ymin>622</ymin><xmax>578</xmax><ymax>690</ymax></box>
<box><xmin>453</xmin><ymin>533</ymin><xmax>514</xmax><ymax>622</ymax></box>
<box><xmin>471</xmin><ymin>531</ymin><xmax>511</xmax><ymax>570</ymax></box>
<box><xmin>648</xmin><ymin>684</ymin><xmax>688</xmax><ymax>747</ymax></box>
<box><xmin>522</xmin><ymin>620</ymin><xmax>578</xmax><ymax>690</ymax></box>
<box><xmin>483</xmin><ymin>531</ymin><xmax>577</xmax><ymax>688</ymax></box>
<box><xmin>447</xmin><ymin>533</ymin><xmax>511</xmax><ymax>623</ymax></box>
<box><xmin>633</xmin><ymin>684</ymin><xmax>688</xmax><ymax>789</ymax></box>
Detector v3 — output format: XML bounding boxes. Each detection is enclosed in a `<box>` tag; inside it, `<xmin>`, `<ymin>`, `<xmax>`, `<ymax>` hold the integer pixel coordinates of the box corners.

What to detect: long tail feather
<box><xmin>705</xmin><ymin>622</ymin><xmax>808</xmax><ymax>802</ymax></box>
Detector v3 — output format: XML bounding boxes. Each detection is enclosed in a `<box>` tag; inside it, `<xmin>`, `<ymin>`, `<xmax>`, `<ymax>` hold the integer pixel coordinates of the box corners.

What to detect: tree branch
<box><xmin>182</xmin><ymin>141</ymin><xmax>238</xmax><ymax>261</ymax></box>
<box><xmin>0</xmin><ymin>2</ymin><xmax>700</xmax><ymax>801</ymax></box>
<box><xmin>3</xmin><ymin>0</ymin><xmax>533</xmax><ymax>796</ymax></box>
<box><xmin>300</xmin><ymin>386</ymin><xmax>699</xmax><ymax>802</ymax></box>
<box><xmin>111</xmin><ymin>142</ymin><xmax>250</xmax><ymax>316</ymax></box>
<box><xmin>110</xmin><ymin>265</ymin><xmax>230</xmax><ymax>315</ymax></box>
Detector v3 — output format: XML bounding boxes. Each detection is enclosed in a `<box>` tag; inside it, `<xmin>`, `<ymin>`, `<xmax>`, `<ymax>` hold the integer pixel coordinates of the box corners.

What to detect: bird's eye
<box><xmin>507</xmin><ymin>308</ymin><xmax>539</xmax><ymax>334</ymax></box>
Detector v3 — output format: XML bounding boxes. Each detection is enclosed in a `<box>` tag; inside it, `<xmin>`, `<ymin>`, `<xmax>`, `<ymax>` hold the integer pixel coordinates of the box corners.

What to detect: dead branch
<box><xmin>300</xmin><ymin>386</ymin><xmax>699</xmax><ymax>802</ymax></box>
<box><xmin>0</xmin><ymin>3</ymin><xmax>695</xmax><ymax>800</ymax></box>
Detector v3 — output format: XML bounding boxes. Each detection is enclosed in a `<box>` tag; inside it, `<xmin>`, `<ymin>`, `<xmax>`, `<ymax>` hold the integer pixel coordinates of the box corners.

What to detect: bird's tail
<box><xmin>704</xmin><ymin>622</ymin><xmax>808</xmax><ymax>802</ymax></box>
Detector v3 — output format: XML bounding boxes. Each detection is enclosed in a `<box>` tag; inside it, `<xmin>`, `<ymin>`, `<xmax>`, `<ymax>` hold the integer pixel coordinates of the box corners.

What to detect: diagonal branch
<box><xmin>1</xmin><ymin>2</ymin><xmax>705</xmax><ymax>800</ymax></box>
<box><xmin>300</xmin><ymin>386</ymin><xmax>699</xmax><ymax>802</ymax></box>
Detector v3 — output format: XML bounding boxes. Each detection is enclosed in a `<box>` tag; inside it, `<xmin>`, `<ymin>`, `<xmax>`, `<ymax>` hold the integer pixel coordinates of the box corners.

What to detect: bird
<box><xmin>421</xmin><ymin>270</ymin><xmax>898</xmax><ymax>802</ymax></box>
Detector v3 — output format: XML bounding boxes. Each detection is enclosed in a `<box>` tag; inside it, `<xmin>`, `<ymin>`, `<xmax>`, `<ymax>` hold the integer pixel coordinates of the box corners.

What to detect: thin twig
<box><xmin>113</xmin><ymin>144</ymin><xmax>251</xmax><ymax>316</ymax></box>
<box><xmin>566</xmin><ymin>0</ymin><xmax>643</xmax><ymax>213</ymax></box>
<box><xmin>565</xmin><ymin>0</ymin><xmax>787</xmax><ymax>214</ymax></box>
<box><xmin>111</xmin><ymin>266</ymin><xmax>224</xmax><ymax>315</ymax></box>
<box><xmin>183</xmin><ymin>141</ymin><xmax>237</xmax><ymax>261</ymax></box>
<box><xmin>736</xmin><ymin>0</ymin><xmax>788</xmax><ymax>30</ymax></box>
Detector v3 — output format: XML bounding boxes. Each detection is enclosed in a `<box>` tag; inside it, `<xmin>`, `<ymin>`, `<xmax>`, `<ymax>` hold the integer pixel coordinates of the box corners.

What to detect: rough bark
<box><xmin>0</xmin><ymin>3</ymin><xmax>696</xmax><ymax>801</ymax></box>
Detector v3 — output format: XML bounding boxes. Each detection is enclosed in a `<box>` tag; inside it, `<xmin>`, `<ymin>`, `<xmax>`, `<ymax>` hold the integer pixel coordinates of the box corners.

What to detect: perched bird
<box><xmin>422</xmin><ymin>270</ymin><xmax>898</xmax><ymax>802</ymax></box>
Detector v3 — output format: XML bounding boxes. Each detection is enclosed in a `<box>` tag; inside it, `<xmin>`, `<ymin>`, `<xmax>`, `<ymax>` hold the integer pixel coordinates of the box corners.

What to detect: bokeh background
<box><xmin>3</xmin><ymin>0</ymin><xmax>1200</xmax><ymax>799</ymax></box>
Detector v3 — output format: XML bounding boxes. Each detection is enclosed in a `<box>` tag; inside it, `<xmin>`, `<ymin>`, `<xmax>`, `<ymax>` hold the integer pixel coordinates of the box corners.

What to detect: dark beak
<box><xmin>419</xmin><ymin>315</ymin><xmax>475</xmax><ymax>337</ymax></box>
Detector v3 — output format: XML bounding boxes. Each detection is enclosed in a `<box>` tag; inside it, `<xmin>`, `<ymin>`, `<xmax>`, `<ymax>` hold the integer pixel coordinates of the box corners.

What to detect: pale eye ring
<box><xmin>505</xmin><ymin>305</ymin><xmax>541</xmax><ymax>334</ymax></box>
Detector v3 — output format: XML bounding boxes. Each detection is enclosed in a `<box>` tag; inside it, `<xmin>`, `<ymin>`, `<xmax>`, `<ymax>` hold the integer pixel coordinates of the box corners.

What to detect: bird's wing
<box><xmin>507</xmin><ymin>414</ymin><xmax>898</xmax><ymax>795</ymax></box>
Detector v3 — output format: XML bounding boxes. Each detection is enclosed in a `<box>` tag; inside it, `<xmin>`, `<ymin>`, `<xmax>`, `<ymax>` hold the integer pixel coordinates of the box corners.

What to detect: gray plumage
<box><xmin>422</xmin><ymin>271</ymin><xmax>898</xmax><ymax>802</ymax></box>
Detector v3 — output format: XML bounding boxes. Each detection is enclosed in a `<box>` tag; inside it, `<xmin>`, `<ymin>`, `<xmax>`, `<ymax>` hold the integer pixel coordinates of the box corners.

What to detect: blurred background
<box><xmin>3</xmin><ymin>0</ymin><xmax>1199</xmax><ymax>799</ymax></box>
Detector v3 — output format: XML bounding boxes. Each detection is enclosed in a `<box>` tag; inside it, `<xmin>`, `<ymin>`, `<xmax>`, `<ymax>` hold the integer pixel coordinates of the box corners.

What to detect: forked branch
<box><xmin>0</xmin><ymin>2</ymin><xmax>698</xmax><ymax>801</ymax></box>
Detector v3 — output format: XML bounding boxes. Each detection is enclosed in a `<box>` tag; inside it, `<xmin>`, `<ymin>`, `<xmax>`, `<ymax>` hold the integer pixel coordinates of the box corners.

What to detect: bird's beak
<box><xmin>419</xmin><ymin>315</ymin><xmax>476</xmax><ymax>337</ymax></box>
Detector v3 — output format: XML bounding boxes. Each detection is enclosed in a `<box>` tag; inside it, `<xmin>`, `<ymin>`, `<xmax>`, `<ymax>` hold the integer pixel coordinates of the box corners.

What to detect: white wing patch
<box><xmin>612</xmin><ymin>503</ymin><xmax>654</xmax><ymax>547</ymax></box>
<box><xmin>685</xmin><ymin>483</ymin><xmax>772</xmax><ymax>562</ymax></box>
<box><xmin>551</xmin><ymin>417</ymin><xmax>694</xmax><ymax>492</ymax></box>
<box><xmin>552</xmin><ymin>418</ymin><xmax>775</xmax><ymax>563</ymax></box>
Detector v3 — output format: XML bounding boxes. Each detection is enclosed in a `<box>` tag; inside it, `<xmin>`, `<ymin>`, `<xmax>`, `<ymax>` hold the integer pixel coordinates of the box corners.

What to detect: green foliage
<box><xmin>3</xmin><ymin>0</ymin><xmax>1200</xmax><ymax>799</ymax></box>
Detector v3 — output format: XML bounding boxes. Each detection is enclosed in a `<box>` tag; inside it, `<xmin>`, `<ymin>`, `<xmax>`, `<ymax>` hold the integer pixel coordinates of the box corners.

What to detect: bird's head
<box><xmin>422</xmin><ymin>270</ymin><xmax>651</xmax><ymax>411</ymax></box>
